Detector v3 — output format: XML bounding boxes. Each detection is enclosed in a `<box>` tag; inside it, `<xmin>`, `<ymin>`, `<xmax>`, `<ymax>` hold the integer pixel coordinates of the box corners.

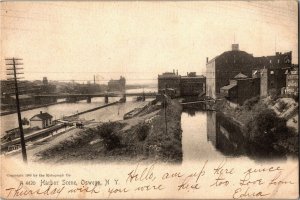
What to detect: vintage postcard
<box><xmin>0</xmin><ymin>0</ymin><xmax>298</xmax><ymax>199</ymax></box>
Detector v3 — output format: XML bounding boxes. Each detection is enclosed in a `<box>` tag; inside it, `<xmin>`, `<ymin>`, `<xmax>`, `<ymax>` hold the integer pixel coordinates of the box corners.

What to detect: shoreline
<box><xmin>34</xmin><ymin>98</ymin><xmax>183</xmax><ymax>163</ymax></box>
<box><xmin>217</xmin><ymin>99</ymin><xmax>298</xmax><ymax>156</ymax></box>
<box><xmin>0</xmin><ymin>101</ymin><xmax>67</xmax><ymax>116</ymax></box>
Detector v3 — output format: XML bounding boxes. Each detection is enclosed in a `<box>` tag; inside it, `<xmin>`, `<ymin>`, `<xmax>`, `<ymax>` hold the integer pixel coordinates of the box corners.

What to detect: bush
<box><xmin>277</xmin><ymin>100</ymin><xmax>288</xmax><ymax>112</ymax></box>
<box><xmin>293</xmin><ymin>94</ymin><xmax>299</xmax><ymax>102</ymax></box>
<box><xmin>136</xmin><ymin>123</ymin><xmax>150</xmax><ymax>141</ymax></box>
<box><xmin>245</xmin><ymin>108</ymin><xmax>288</xmax><ymax>145</ymax></box>
<box><xmin>243</xmin><ymin>96</ymin><xmax>260</xmax><ymax>110</ymax></box>
<box><xmin>97</xmin><ymin>123</ymin><xmax>121</xmax><ymax>150</ymax></box>
<box><xmin>22</xmin><ymin>117</ymin><xmax>29</xmax><ymax>125</ymax></box>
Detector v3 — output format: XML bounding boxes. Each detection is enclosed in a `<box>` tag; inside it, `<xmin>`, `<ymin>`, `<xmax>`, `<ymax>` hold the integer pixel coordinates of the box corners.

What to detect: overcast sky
<box><xmin>1</xmin><ymin>1</ymin><xmax>298</xmax><ymax>84</ymax></box>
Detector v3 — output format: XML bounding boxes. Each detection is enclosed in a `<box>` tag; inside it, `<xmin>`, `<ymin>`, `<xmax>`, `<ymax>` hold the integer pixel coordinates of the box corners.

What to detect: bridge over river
<box><xmin>34</xmin><ymin>92</ymin><xmax>157</xmax><ymax>103</ymax></box>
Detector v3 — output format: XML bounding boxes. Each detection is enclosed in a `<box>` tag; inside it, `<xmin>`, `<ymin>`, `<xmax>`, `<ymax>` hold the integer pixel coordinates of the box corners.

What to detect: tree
<box><xmin>246</xmin><ymin>108</ymin><xmax>287</xmax><ymax>145</ymax></box>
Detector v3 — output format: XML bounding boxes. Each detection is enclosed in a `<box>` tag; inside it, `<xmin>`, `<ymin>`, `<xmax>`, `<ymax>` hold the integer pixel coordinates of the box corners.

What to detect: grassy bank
<box><xmin>36</xmin><ymin>98</ymin><xmax>183</xmax><ymax>163</ymax></box>
<box><xmin>216</xmin><ymin>97</ymin><xmax>298</xmax><ymax>156</ymax></box>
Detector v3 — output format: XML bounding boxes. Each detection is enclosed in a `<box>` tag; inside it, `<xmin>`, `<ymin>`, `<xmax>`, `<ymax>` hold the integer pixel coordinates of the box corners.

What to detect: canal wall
<box><xmin>63</xmin><ymin>101</ymin><xmax>119</xmax><ymax>119</ymax></box>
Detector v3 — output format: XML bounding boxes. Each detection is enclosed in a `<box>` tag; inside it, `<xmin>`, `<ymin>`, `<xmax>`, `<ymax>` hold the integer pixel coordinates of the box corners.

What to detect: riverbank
<box><xmin>0</xmin><ymin>101</ymin><xmax>67</xmax><ymax>116</ymax></box>
<box><xmin>34</xmin><ymin>98</ymin><xmax>183</xmax><ymax>163</ymax></box>
<box><xmin>217</xmin><ymin>97</ymin><xmax>298</xmax><ymax>156</ymax></box>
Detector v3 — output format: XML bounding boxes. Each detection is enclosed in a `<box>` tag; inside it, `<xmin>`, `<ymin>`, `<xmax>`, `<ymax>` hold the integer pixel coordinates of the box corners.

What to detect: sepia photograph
<box><xmin>0</xmin><ymin>0</ymin><xmax>298</xmax><ymax>199</ymax></box>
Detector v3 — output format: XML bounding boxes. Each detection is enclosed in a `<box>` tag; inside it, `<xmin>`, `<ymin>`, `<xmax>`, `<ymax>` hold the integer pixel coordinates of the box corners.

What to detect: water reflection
<box><xmin>181</xmin><ymin>110</ymin><xmax>225</xmax><ymax>163</ymax></box>
<box><xmin>182</xmin><ymin>109</ymin><xmax>289</xmax><ymax>162</ymax></box>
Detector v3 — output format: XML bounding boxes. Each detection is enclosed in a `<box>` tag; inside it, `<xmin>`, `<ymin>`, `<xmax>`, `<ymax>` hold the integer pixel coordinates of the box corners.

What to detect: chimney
<box><xmin>173</xmin><ymin>69</ymin><xmax>175</xmax><ymax>74</ymax></box>
<box><xmin>206</xmin><ymin>57</ymin><xmax>209</xmax><ymax>64</ymax></box>
<box><xmin>187</xmin><ymin>72</ymin><xmax>188</xmax><ymax>76</ymax></box>
<box><xmin>176</xmin><ymin>69</ymin><xmax>178</xmax><ymax>75</ymax></box>
<box><xmin>232</xmin><ymin>44</ymin><xmax>239</xmax><ymax>51</ymax></box>
<box><xmin>40</xmin><ymin>111</ymin><xmax>42</xmax><ymax>114</ymax></box>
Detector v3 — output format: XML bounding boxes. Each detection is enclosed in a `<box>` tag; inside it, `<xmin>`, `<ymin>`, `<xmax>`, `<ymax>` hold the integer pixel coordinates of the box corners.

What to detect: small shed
<box><xmin>30</xmin><ymin>111</ymin><xmax>53</xmax><ymax>129</ymax></box>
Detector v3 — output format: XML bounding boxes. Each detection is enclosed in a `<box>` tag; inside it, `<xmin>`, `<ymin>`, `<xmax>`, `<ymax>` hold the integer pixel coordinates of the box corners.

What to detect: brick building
<box><xmin>220</xmin><ymin>73</ymin><xmax>260</xmax><ymax>106</ymax></box>
<box><xmin>206</xmin><ymin>44</ymin><xmax>292</xmax><ymax>99</ymax></box>
<box><xmin>40</xmin><ymin>77</ymin><xmax>57</xmax><ymax>94</ymax></box>
<box><xmin>158</xmin><ymin>70</ymin><xmax>181</xmax><ymax>97</ymax></box>
<box><xmin>108</xmin><ymin>76</ymin><xmax>126</xmax><ymax>92</ymax></box>
<box><xmin>252</xmin><ymin>68</ymin><xmax>288</xmax><ymax>97</ymax></box>
<box><xmin>206</xmin><ymin>44</ymin><xmax>255</xmax><ymax>99</ymax></box>
<box><xmin>253</xmin><ymin>52</ymin><xmax>292</xmax><ymax>69</ymax></box>
<box><xmin>158</xmin><ymin>70</ymin><xmax>206</xmax><ymax>97</ymax></box>
<box><xmin>180</xmin><ymin>72</ymin><xmax>206</xmax><ymax>96</ymax></box>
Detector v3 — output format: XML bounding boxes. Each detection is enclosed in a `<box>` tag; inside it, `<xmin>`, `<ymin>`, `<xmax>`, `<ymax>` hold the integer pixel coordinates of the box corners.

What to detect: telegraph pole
<box><xmin>6</xmin><ymin>57</ymin><xmax>27</xmax><ymax>163</ymax></box>
<box><xmin>164</xmin><ymin>84</ymin><xmax>168</xmax><ymax>135</ymax></box>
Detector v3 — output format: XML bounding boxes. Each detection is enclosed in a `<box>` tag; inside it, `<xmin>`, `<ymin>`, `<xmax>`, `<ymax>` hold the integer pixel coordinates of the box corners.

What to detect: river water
<box><xmin>181</xmin><ymin>109</ymin><xmax>295</xmax><ymax>162</ymax></box>
<box><xmin>1</xmin><ymin>88</ymin><xmax>295</xmax><ymax>162</ymax></box>
<box><xmin>181</xmin><ymin>111</ymin><xmax>226</xmax><ymax>162</ymax></box>
<box><xmin>0</xmin><ymin>88</ymin><xmax>157</xmax><ymax>136</ymax></box>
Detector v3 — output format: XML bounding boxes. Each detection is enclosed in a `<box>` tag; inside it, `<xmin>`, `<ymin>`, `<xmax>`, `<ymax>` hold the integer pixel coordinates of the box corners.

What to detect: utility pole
<box><xmin>6</xmin><ymin>57</ymin><xmax>27</xmax><ymax>163</ymax></box>
<box><xmin>164</xmin><ymin>84</ymin><xmax>168</xmax><ymax>135</ymax></box>
<box><xmin>275</xmin><ymin>35</ymin><xmax>277</xmax><ymax>54</ymax></box>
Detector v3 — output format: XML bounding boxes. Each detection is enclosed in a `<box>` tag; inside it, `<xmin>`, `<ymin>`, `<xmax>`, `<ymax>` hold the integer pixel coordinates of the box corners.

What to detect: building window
<box><xmin>278</xmin><ymin>59</ymin><xmax>280</xmax><ymax>64</ymax></box>
<box><xmin>270</xmin><ymin>60</ymin><xmax>272</xmax><ymax>63</ymax></box>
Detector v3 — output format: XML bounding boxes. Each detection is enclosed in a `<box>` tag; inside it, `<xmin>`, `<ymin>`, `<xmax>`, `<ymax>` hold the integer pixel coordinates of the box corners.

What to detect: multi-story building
<box><xmin>158</xmin><ymin>70</ymin><xmax>181</xmax><ymax>97</ymax></box>
<box><xmin>220</xmin><ymin>73</ymin><xmax>260</xmax><ymax>106</ymax></box>
<box><xmin>206</xmin><ymin>44</ymin><xmax>292</xmax><ymax>99</ymax></box>
<box><xmin>252</xmin><ymin>68</ymin><xmax>287</xmax><ymax>97</ymax></box>
<box><xmin>206</xmin><ymin>44</ymin><xmax>255</xmax><ymax>99</ymax></box>
<box><xmin>253</xmin><ymin>52</ymin><xmax>292</xmax><ymax>69</ymax></box>
<box><xmin>158</xmin><ymin>70</ymin><xmax>206</xmax><ymax>97</ymax></box>
<box><xmin>180</xmin><ymin>72</ymin><xmax>206</xmax><ymax>96</ymax></box>
<box><xmin>108</xmin><ymin>76</ymin><xmax>126</xmax><ymax>92</ymax></box>
<box><xmin>286</xmin><ymin>67</ymin><xmax>299</xmax><ymax>95</ymax></box>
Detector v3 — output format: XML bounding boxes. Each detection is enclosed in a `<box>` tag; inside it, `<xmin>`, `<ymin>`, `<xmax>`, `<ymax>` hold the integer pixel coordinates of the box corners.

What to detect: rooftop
<box><xmin>234</xmin><ymin>73</ymin><xmax>248</xmax><ymax>79</ymax></box>
<box><xmin>181</xmin><ymin>75</ymin><xmax>205</xmax><ymax>79</ymax></box>
<box><xmin>220</xmin><ymin>84</ymin><xmax>237</xmax><ymax>91</ymax></box>
<box><xmin>11</xmin><ymin>94</ymin><xmax>33</xmax><ymax>99</ymax></box>
<box><xmin>158</xmin><ymin>72</ymin><xmax>180</xmax><ymax>78</ymax></box>
<box><xmin>30</xmin><ymin>112</ymin><xmax>53</xmax><ymax>121</ymax></box>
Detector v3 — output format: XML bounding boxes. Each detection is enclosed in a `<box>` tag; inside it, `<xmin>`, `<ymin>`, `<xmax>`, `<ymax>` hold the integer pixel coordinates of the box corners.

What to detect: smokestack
<box><xmin>176</xmin><ymin>70</ymin><xmax>178</xmax><ymax>75</ymax></box>
<box><xmin>187</xmin><ymin>72</ymin><xmax>188</xmax><ymax>76</ymax></box>
<box><xmin>232</xmin><ymin>44</ymin><xmax>239</xmax><ymax>51</ymax></box>
<box><xmin>173</xmin><ymin>69</ymin><xmax>175</xmax><ymax>74</ymax></box>
<box><xmin>206</xmin><ymin>57</ymin><xmax>209</xmax><ymax>64</ymax></box>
